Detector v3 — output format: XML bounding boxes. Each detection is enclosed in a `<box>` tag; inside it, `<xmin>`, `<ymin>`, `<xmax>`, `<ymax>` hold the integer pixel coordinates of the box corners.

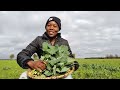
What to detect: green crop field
<box><xmin>0</xmin><ymin>59</ymin><xmax>120</xmax><ymax>79</ymax></box>
<box><xmin>72</xmin><ymin>58</ymin><xmax>120</xmax><ymax>79</ymax></box>
<box><xmin>0</xmin><ymin>60</ymin><xmax>26</xmax><ymax>79</ymax></box>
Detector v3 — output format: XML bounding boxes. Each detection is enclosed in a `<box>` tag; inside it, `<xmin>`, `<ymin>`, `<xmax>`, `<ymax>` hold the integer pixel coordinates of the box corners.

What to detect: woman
<box><xmin>17</xmin><ymin>16</ymin><xmax>79</xmax><ymax>79</ymax></box>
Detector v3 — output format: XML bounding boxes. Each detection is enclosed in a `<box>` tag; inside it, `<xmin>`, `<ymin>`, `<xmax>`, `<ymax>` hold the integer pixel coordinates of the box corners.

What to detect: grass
<box><xmin>0</xmin><ymin>60</ymin><xmax>26</xmax><ymax>79</ymax></box>
<box><xmin>72</xmin><ymin>59</ymin><xmax>120</xmax><ymax>79</ymax></box>
<box><xmin>1</xmin><ymin>59</ymin><xmax>120</xmax><ymax>79</ymax></box>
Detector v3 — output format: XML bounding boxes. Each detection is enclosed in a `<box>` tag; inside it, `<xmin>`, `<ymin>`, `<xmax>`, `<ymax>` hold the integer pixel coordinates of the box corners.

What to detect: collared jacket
<box><xmin>17</xmin><ymin>32</ymin><xmax>74</xmax><ymax>69</ymax></box>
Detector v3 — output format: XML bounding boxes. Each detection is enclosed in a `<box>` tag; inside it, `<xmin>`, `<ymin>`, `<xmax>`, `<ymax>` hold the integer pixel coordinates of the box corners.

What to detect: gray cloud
<box><xmin>0</xmin><ymin>11</ymin><xmax>120</xmax><ymax>59</ymax></box>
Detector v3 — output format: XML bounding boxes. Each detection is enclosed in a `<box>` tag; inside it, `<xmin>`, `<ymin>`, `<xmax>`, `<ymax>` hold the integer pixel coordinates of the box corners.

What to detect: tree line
<box><xmin>85</xmin><ymin>54</ymin><xmax>120</xmax><ymax>59</ymax></box>
<box><xmin>9</xmin><ymin>53</ymin><xmax>40</xmax><ymax>60</ymax></box>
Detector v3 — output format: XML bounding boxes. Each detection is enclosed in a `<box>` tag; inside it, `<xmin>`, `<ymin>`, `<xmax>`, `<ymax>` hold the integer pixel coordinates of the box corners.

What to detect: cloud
<box><xmin>0</xmin><ymin>11</ymin><xmax>120</xmax><ymax>59</ymax></box>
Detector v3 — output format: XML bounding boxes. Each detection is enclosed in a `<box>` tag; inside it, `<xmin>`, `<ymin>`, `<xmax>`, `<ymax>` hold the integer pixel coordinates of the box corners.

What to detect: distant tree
<box><xmin>109</xmin><ymin>54</ymin><xmax>114</xmax><ymax>58</ymax></box>
<box><xmin>105</xmin><ymin>54</ymin><xmax>109</xmax><ymax>59</ymax></box>
<box><xmin>9</xmin><ymin>54</ymin><xmax>14</xmax><ymax>60</ymax></box>
<box><xmin>115</xmin><ymin>54</ymin><xmax>119</xmax><ymax>58</ymax></box>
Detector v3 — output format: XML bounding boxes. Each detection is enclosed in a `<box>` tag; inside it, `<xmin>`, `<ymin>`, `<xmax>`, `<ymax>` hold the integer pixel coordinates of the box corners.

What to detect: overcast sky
<box><xmin>0</xmin><ymin>11</ymin><xmax>120</xmax><ymax>59</ymax></box>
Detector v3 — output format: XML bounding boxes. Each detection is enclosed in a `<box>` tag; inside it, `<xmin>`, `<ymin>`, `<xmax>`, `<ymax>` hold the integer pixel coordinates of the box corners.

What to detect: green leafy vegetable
<box><xmin>31</xmin><ymin>42</ymin><xmax>75</xmax><ymax>77</ymax></box>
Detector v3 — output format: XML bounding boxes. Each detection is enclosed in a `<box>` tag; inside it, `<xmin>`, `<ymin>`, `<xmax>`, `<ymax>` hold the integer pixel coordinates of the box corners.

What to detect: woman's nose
<box><xmin>49</xmin><ymin>26</ymin><xmax>54</xmax><ymax>30</ymax></box>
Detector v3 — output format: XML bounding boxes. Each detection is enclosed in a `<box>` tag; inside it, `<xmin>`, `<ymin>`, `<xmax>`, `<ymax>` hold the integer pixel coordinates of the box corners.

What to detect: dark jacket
<box><xmin>17</xmin><ymin>32</ymin><xmax>74</xmax><ymax>69</ymax></box>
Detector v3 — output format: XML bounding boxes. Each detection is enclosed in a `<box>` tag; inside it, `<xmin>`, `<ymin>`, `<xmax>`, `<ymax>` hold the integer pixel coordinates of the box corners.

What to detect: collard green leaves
<box><xmin>39</xmin><ymin>42</ymin><xmax>74</xmax><ymax>77</ymax></box>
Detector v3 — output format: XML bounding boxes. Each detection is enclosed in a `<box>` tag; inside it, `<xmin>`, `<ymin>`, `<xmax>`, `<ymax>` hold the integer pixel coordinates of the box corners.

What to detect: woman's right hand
<box><xmin>27</xmin><ymin>60</ymin><xmax>46</xmax><ymax>72</ymax></box>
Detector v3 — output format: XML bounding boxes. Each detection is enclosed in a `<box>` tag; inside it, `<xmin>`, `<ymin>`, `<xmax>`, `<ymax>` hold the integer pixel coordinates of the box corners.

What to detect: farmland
<box><xmin>0</xmin><ymin>59</ymin><xmax>120</xmax><ymax>79</ymax></box>
<box><xmin>72</xmin><ymin>58</ymin><xmax>120</xmax><ymax>79</ymax></box>
<box><xmin>0</xmin><ymin>60</ymin><xmax>26</xmax><ymax>79</ymax></box>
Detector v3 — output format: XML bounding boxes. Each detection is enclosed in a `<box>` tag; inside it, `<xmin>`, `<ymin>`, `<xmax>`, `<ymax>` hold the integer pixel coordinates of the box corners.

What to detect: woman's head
<box><xmin>45</xmin><ymin>16</ymin><xmax>61</xmax><ymax>38</ymax></box>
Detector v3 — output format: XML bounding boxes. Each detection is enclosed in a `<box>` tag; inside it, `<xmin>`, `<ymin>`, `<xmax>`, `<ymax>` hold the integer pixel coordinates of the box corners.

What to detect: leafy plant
<box><xmin>31</xmin><ymin>42</ymin><xmax>75</xmax><ymax>77</ymax></box>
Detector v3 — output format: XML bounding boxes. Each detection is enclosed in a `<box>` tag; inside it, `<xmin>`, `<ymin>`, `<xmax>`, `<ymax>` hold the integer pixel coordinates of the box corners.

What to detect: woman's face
<box><xmin>46</xmin><ymin>21</ymin><xmax>59</xmax><ymax>38</ymax></box>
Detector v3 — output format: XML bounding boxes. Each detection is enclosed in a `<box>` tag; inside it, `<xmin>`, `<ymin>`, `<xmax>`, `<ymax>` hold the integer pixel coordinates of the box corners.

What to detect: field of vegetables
<box><xmin>0</xmin><ymin>60</ymin><xmax>26</xmax><ymax>79</ymax></box>
<box><xmin>72</xmin><ymin>58</ymin><xmax>120</xmax><ymax>79</ymax></box>
<box><xmin>0</xmin><ymin>59</ymin><xmax>120</xmax><ymax>79</ymax></box>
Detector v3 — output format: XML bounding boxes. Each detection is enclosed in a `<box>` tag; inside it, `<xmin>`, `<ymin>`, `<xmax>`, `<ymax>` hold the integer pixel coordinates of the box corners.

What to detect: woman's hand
<box><xmin>27</xmin><ymin>60</ymin><xmax>46</xmax><ymax>72</ymax></box>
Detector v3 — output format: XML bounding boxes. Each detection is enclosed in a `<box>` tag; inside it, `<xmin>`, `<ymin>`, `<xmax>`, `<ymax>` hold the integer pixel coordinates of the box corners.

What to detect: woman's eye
<box><xmin>47</xmin><ymin>24</ymin><xmax>50</xmax><ymax>26</ymax></box>
<box><xmin>54</xmin><ymin>25</ymin><xmax>57</xmax><ymax>27</ymax></box>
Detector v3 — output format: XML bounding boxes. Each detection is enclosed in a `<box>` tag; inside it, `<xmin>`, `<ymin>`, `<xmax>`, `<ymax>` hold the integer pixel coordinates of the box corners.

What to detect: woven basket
<box><xmin>27</xmin><ymin>66</ymin><xmax>75</xmax><ymax>79</ymax></box>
